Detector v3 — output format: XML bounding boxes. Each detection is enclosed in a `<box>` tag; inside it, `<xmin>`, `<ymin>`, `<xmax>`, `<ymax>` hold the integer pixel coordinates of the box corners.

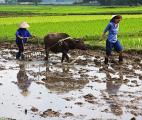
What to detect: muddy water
<box><xmin>0</xmin><ymin>45</ymin><xmax>142</xmax><ymax>120</ymax></box>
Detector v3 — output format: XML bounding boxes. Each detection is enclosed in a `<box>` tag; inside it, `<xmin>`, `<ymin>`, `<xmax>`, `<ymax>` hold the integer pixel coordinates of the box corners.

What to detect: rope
<box><xmin>58</xmin><ymin>37</ymin><xmax>72</xmax><ymax>43</ymax></box>
<box><xmin>47</xmin><ymin>37</ymin><xmax>72</xmax><ymax>50</ymax></box>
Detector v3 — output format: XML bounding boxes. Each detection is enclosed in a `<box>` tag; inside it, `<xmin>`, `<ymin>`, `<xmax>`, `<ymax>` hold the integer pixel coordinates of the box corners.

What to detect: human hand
<box><xmin>31</xmin><ymin>35</ymin><xmax>36</xmax><ymax>38</ymax></box>
<box><xmin>18</xmin><ymin>36</ymin><xmax>23</xmax><ymax>39</ymax></box>
<box><xmin>99</xmin><ymin>33</ymin><xmax>106</xmax><ymax>41</ymax></box>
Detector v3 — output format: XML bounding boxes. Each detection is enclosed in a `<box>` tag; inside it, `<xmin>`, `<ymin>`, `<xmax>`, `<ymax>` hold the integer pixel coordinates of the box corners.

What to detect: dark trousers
<box><xmin>16</xmin><ymin>43</ymin><xmax>24</xmax><ymax>59</ymax></box>
<box><xmin>106</xmin><ymin>40</ymin><xmax>123</xmax><ymax>56</ymax></box>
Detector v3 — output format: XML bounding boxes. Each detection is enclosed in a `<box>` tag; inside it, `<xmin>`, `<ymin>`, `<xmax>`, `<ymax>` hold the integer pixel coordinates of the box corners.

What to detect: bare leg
<box><xmin>104</xmin><ymin>55</ymin><xmax>109</xmax><ymax>64</ymax></box>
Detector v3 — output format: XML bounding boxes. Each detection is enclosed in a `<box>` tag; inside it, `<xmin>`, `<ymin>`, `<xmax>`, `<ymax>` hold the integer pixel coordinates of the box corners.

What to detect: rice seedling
<box><xmin>0</xmin><ymin>6</ymin><xmax>142</xmax><ymax>50</ymax></box>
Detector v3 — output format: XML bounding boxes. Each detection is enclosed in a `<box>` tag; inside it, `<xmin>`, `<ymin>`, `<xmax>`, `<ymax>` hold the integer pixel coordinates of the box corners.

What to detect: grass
<box><xmin>0</xmin><ymin>118</ymin><xmax>8</xmax><ymax>120</ymax></box>
<box><xmin>0</xmin><ymin>15</ymin><xmax>142</xmax><ymax>38</ymax></box>
<box><xmin>0</xmin><ymin>5</ymin><xmax>142</xmax><ymax>15</ymax></box>
<box><xmin>0</xmin><ymin>5</ymin><xmax>142</xmax><ymax>50</ymax></box>
<box><xmin>86</xmin><ymin>36</ymin><xmax>142</xmax><ymax>50</ymax></box>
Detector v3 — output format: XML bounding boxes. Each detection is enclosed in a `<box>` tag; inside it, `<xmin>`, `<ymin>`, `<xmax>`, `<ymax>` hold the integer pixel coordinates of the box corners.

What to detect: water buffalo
<box><xmin>44</xmin><ymin>33</ymin><xmax>86</xmax><ymax>62</ymax></box>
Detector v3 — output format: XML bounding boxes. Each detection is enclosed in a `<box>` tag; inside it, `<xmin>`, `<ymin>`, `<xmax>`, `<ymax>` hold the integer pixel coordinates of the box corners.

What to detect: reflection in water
<box><xmin>42</xmin><ymin>63</ymin><xmax>89</xmax><ymax>93</ymax></box>
<box><xmin>106</xmin><ymin>69</ymin><xmax>123</xmax><ymax>95</ymax></box>
<box><xmin>105</xmin><ymin>67</ymin><xmax>123</xmax><ymax>116</ymax></box>
<box><xmin>13</xmin><ymin>62</ymin><xmax>32</xmax><ymax>96</ymax></box>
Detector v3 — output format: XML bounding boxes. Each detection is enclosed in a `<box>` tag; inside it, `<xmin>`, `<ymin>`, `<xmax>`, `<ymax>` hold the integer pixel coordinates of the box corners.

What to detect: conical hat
<box><xmin>19</xmin><ymin>22</ymin><xmax>30</xmax><ymax>28</ymax></box>
<box><xmin>111</xmin><ymin>15</ymin><xmax>117</xmax><ymax>19</ymax></box>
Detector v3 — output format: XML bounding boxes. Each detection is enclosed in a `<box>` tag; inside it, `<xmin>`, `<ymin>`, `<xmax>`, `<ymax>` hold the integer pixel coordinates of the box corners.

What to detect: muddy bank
<box><xmin>1</xmin><ymin>11</ymin><xmax>142</xmax><ymax>18</ymax></box>
<box><xmin>0</xmin><ymin>42</ymin><xmax>142</xmax><ymax>120</ymax></box>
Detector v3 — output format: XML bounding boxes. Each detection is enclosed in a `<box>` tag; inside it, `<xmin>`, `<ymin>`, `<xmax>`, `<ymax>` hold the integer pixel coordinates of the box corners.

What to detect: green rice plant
<box><xmin>121</xmin><ymin>37</ymin><xmax>142</xmax><ymax>50</ymax></box>
<box><xmin>0</xmin><ymin>118</ymin><xmax>8</xmax><ymax>120</ymax></box>
<box><xmin>0</xmin><ymin>14</ymin><xmax>142</xmax><ymax>50</ymax></box>
<box><xmin>0</xmin><ymin>15</ymin><xmax>142</xmax><ymax>38</ymax></box>
<box><xmin>0</xmin><ymin>5</ymin><xmax>142</xmax><ymax>15</ymax></box>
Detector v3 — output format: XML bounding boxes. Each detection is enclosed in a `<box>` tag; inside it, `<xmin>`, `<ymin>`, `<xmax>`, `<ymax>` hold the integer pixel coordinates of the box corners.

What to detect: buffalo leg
<box><xmin>65</xmin><ymin>54</ymin><xmax>69</xmax><ymax>62</ymax></box>
<box><xmin>62</xmin><ymin>52</ymin><xmax>69</xmax><ymax>63</ymax></box>
<box><xmin>45</xmin><ymin>49</ymin><xmax>49</xmax><ymax>61</ymax></box>
<box><xmin>61</xmin><ymin>52</ymin><xmax>66</xmax><ymax>62</ymax></box>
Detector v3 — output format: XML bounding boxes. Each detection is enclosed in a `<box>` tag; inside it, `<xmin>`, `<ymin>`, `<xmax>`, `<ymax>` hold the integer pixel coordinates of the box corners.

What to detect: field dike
<box><xmin>0</xmin><ymin>42</ymin><xmax>142</xmax><ymax>120</ymax></box>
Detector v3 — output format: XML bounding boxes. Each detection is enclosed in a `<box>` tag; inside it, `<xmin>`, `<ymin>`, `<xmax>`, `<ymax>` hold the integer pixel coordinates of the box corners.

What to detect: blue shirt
<box><xmin>16</xmin><ymin>28</ymin><xmax>31</xmax><ymax>44</ymax></box>
<box><xmin>104</xmin><ymin>22</ymin><xmax>119</xmax><ymax>43</ymax></box>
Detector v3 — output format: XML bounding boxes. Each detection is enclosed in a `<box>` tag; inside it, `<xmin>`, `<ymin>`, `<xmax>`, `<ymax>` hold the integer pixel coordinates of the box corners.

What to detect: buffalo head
<box><xmin>72</xmin><ymin>38</ymin><xmax>86</xmax><ymax>50</ymax></box>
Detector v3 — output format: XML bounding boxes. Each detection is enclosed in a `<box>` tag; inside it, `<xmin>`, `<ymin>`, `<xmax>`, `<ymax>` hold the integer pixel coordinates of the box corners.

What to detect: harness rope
<box><xmin>47</xmin><ymin>37</ymin><xmax>72</xmax><ymax>50</ymax></box>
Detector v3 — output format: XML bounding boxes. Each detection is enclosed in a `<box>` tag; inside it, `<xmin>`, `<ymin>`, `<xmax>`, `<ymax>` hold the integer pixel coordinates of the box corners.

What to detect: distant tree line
<box><xmin>5</xmin><ymin>0</ymin><xmax>16</xmax><ymax>4</ymax></box>
<box><xmin>3</xmin><ymin>0</ymin><xmax>142</xmax><ymax>6</ymax></box>
<box><xmin>82</xmin><ymin>0</ymin><xmax>142</xmax><ymax>5</ymax></box>
<box><xmin>17</xmin><ymin>0</ymin><xmax>41</xmax><ymax>2</ymax></box>
<box><xmin>4</xmin><ymin>0</ymin><xmax>41</xmax><ymax>5</ymax></box>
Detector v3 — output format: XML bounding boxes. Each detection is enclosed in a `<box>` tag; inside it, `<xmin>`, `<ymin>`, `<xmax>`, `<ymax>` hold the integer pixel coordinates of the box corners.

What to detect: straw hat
<box><xmin>111</xmin><ymin>15</ymin><xmax>122</xmax><ymax>20</ymax></box>
<box><xmin>19</xmin><ymin>22</ymin><xmax>30</xmax><ymax>28</ymax></box>
<box><xmin>111</xmin><ymin>15</ymin><xmax>117</xmax><ymax>19</ymax></box>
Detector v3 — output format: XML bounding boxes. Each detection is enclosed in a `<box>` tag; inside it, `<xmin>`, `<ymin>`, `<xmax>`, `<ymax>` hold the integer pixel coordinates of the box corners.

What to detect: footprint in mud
<box><xmin>62</xmin><ymin>112</ymin><xmax>74</xmax><ymax>118</ymax></box>
<box><xmin>0</xmin><ymin>65</ymin><xmax>6</xmax><ymax>70</ymax></box>
<box><xmin>40</xmin><ymin>109</ymin><xmax>60</xmax><ymax>118</ymax></box>
<box><xmin>83</xmin><ymin>94</ymin><xmax>97</xmax><ymax>104</ymax></box>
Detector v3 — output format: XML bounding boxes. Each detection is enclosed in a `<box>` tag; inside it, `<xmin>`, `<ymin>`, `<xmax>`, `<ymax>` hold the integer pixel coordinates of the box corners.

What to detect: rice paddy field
<box><xmin>0</xmin><ymin>5</ymin><xmax>142</xmax><ymax>14</ymax></box>
<box><xmin>1</xmin><ymin>5</ymin><xmax>142</xmax><ymax>120</ymax></box>
<box><xmin>0</xmin><ymin>5</ymin><xmax>142</xmax><ymax>50</ymax></box>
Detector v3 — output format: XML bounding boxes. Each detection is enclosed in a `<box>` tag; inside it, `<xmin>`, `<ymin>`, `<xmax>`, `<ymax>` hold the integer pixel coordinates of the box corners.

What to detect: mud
<box><xmin>0</xmin><ymin>43</ymin><xmax>142</xmax><ymax>120</ymax></box>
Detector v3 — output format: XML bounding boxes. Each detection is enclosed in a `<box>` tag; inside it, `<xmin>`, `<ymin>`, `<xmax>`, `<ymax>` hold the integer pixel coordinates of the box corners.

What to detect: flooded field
<box><xmin>0</xmin><ymin>43</ymin><xmax>142</xmax><ymax>120</ymax></box>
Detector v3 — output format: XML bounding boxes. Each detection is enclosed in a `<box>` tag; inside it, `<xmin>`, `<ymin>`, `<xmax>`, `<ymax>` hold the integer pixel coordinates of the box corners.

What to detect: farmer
<box><xmin>102</xmin><ymin>15</ymin><xmax>123</xmax><ymax>64</ymax></box>
<box><xmin>15</xmin><ymin>22</ymin><xmax>31</xmax><ymax>60</ymax></box>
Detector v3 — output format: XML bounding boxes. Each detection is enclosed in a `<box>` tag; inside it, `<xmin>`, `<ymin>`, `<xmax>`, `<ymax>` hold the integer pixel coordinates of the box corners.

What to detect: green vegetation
<box><xmin>0</xmin><ymin>5</ymin><xmax>142</xmax><ymax>50</ymax></box>
<box><xmin>0</xmin><ymin>118</ymin><xmax>8</xmax><ymax>120</ymax></box>
<box><xmin>0</xmin><ymin>5</ymin><xmax>142</xmax><ymax>15</ymax></box>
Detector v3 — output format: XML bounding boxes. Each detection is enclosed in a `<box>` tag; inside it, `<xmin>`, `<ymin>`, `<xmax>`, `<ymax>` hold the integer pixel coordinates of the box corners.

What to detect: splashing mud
<box><xmin>0</xmin><ymin>43</ymin><xmax>142</xmax><ymax>120</ymax></box>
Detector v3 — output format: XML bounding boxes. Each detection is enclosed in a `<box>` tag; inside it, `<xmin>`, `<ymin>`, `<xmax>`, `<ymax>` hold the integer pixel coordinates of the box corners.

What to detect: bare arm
<box><xmin>100</xmin><ymin>23</ymin><xmax>111</xmax><ymax>41</ymax></box>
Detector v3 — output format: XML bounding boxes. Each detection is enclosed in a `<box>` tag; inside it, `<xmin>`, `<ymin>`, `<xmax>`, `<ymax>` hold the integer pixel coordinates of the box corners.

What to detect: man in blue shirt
<box><xmin>102</xmin><ymin>15</ymin><xmax>123</xmax><ymax>64</ymax></box>
<box><xmin>16</xmin><ymin>22</ymin><xmax>31</xmax><ymax>60</ymax></box>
